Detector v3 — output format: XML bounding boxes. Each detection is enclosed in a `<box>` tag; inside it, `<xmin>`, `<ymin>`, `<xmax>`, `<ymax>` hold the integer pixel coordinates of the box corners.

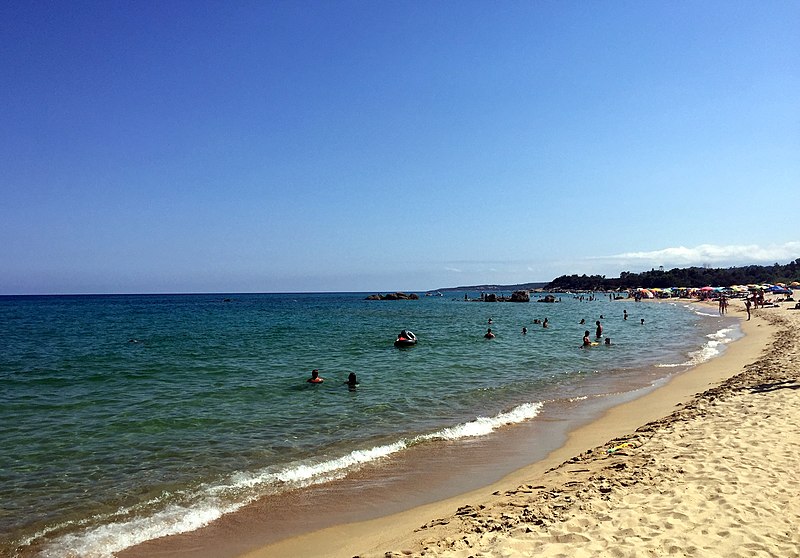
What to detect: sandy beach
<box><xmin>243</xmin><ymin>300</ymin><xmax>800</xmax><ymax>558</ymax></box>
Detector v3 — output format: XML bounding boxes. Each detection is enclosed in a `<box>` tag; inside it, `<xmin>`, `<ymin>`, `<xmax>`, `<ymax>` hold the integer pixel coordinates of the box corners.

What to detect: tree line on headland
<box><xmin>545</xmin><ymin>259</ymin><xmax>800</xmax><ymax>291</ymax></box>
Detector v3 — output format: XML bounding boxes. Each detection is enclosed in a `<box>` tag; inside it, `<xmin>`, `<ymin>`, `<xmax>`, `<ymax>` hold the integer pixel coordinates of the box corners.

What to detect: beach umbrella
<box><xmin>700</xmin><ymin>286</ymin><xmax>714</xmax><ymax>291</ymax></box>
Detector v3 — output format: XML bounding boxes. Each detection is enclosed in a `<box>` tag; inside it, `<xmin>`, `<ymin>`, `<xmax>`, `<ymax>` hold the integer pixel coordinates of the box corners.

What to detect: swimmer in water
<box><xmin>345</xmin><ymin>372</ymin><xmax>358</xmax><ymax>389</ymax></box>
<box><xmin>582</xmin><ymin>330</ymin><xmax>591</xmax><ymax>347</ymax></box>
<box><xmin>307</xmin><ymin>369</ymin><xmax>324</xmax><ymax>384</ymax></box>
<box><xmin>484</xmin><ymin>328</ymin><xmax>495</xmax><ymax>339</ymax></box>
<box><xmin>522</xmin><ymin>326</ymin><xmax>527</xmax><ymax>335</ymax></box>
<box><xmin>605</xmin><ymin>337</ymin><xmax>611</xmax><ymax>345</ymax></box>
<box><xmin>595</xmin><ymin>320</ymin><xmax>603</xmax><ymax>339</ymax></box>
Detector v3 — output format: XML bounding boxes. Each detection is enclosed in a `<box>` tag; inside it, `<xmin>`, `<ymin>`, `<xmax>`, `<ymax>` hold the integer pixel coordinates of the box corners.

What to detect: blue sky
<box><xmin>1</xmin><ymin>1</ymin><xmax>798</xmax><ymax>294</ymax></box>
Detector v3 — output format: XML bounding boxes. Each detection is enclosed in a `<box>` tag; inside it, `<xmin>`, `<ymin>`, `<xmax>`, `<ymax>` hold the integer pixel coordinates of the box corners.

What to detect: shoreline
<box><xmin>237</xmin><ymin>300</ymin><xmax>795</xmax><ymax>557</ymax></box>
<box><xmin>111</xmin><ymin>299</ymin><xmax>732</xmax><ymax>558</ymax></box>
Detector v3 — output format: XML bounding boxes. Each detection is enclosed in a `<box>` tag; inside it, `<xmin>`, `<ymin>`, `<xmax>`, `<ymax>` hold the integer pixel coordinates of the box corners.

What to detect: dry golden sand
<box><xmin>244</xmin><ymin>302</ymin><xmax>800</xmax><ymax>558</ymax></box>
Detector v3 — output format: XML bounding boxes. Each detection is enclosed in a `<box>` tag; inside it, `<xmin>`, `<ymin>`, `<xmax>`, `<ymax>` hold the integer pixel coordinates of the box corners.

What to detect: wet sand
<box><xmin>240</xmin><ymin>299</ymin><xmax>800</xmax><ymax>557</ymax></box>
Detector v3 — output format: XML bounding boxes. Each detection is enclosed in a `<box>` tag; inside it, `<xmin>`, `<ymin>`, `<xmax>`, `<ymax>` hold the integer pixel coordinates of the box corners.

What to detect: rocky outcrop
<box><xmin>365</xmin><ymin>292</ymin><xmax>420</xmax><ymax>301</ymax></box>
<box><xmin>537</xmin><ymin>295</ymin><xmax>556</xmax><ymax>303</ymax></box>
<box><xmin>510</xmin><ymin>290</ymin><xmax>530</xmax><ymax>302</ymax></box>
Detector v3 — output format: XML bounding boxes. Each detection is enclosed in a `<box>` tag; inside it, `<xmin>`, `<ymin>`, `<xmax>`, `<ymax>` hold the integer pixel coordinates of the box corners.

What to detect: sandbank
<box><xmin>240</xmin><ymin>299</ymin><xmax>799</xmax><ymax>557</ymax></box>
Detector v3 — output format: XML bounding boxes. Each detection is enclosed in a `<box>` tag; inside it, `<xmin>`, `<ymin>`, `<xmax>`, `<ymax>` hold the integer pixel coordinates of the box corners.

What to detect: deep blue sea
<box><xmin>0</xmin><ymin>292</ymin><xmax>739</xmax><ymax>557</ymax></box>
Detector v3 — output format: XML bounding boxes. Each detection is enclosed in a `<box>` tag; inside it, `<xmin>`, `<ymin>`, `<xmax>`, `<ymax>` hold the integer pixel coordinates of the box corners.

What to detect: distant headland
<box><xmin>430</xmin><ymin>282</ymin><xmax>548</xmax><ymax>293</ymax></box>
<box><xmin>427</xmin><ymin>259</ymin><xmax>800</xmax><ymax>294</ymax></box>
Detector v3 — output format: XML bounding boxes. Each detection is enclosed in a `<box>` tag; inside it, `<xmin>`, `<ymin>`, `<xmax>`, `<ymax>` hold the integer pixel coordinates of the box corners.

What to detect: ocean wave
<box><xmin>33</xmin><ymin>401</ymin><xmax>544</xmax><ymax>558</ymax></box>
<box><xmin>657</xmin><ymin>327</ymin><xmax>735</xmax><ymax>368</ymax></box>
<box><xmin>417</xmin><ymin>402</ymin><xmax>544</xmax><ymax>442</ymax></box>
<box><xmin>683</xmin><ymin>303</ymin><xmax>719</xmax><ymax>317</ymax></box>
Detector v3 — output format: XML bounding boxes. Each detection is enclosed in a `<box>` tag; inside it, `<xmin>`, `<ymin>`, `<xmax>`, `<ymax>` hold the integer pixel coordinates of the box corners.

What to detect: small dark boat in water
<box><xmin>394</xmin><ymin>330</ymin><xmax>417</xmax><ymax>347</ymax></box>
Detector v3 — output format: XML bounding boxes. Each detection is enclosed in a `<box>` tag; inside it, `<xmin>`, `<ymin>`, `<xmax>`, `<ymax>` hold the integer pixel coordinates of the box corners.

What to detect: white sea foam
<box><xmin>657</xmin><ymin>327</ymin><xmax>735</xmax><ymax>368</ymax></box>
<box><xmin>568</xmin><ymin>395</ymin><xmax>589</xmax><ymax>402</ymax></box>
<box><xmin>684</xmin><ymin>303</ymin><xmax>719</xmax><ymax>317</ymax></box>
<box><xmin>39</xmin><ymin>502</ymin><xmax>228</xmax><ymax>558</ymax></box>
<box><xmin>417</xmin><ymin>402</ymin><xmax>544</xmax><ymax>442</ymax></box>
<box><xmin>33</xmin><ymin>402</ymin><xmax>544</xmax><ymax>558</ymax></box>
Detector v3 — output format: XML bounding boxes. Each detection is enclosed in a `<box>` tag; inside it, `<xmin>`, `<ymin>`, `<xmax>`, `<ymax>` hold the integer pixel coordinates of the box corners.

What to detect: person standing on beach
<box><xmin>745</xmin><ymin>298</ymin><xmax>752</xmax><ymax>320</ymax></box>
<box><xmin>595</xmin><ymin>320</ymin><xmax>602</xmax><ymax>339</ymax></box>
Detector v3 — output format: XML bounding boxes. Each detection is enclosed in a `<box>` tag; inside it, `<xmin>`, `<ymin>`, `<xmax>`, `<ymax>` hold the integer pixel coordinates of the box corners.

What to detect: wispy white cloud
<box><xmin>597</xmin><ymin>242</ymin><xmax>800</xmax><ymax>269</ymax></box>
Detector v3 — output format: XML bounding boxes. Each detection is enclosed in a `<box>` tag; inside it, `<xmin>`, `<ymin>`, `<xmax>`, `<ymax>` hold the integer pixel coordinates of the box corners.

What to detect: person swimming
<box><xmin>307</xmin><ymin>369</ymin><xmax>324</xmax><ymax>383</ymax></box>
<box><xmin>605</xmin><ymin>337</ymin><xmax>611</xmax><ymax>345</ymax></box>
<box><xmin>595</xmin><ymin>320</ymin><xmax>603</xmax><ymax>338</ymax></box>
<box><xmin>484</xmin><ymin>328</ymin><xmax>495</xmax><ymax>339</ymax></box>
<box><xmin>582</xmin><ymin>330</ymin><xmax>591</xmax><ymax>347</ymax></box>
<box><xmin>345</xmin><ymin>372</ymin><xmax>358</xmax><ymax>388</ymax></box>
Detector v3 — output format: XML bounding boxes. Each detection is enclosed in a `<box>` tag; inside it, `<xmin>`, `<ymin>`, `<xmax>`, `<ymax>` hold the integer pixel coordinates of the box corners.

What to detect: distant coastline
<box><xmin>430</xmin><ymin>282</ymin><xmax>549</xmax><ymax>294</ymax></box>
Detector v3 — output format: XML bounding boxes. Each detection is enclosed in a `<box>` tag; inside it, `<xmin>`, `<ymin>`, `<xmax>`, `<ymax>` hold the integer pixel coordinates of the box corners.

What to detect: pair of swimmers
<box><xmin>583</xmin><ymin>332</ymin><xmax>612</xmax><ymax>347</ymax></box>
<box><xmin>307</xmin><ymin>370</ymin><xmax>359</xmax><ymax>388</ymax></box>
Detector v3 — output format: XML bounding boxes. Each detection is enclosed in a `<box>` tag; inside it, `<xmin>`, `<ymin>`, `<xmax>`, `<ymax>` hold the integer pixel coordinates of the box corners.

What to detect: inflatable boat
<box><xmin>394</xmin><ymin>330</ymin><xmax>417</xmax><ymax>347</ymax></box>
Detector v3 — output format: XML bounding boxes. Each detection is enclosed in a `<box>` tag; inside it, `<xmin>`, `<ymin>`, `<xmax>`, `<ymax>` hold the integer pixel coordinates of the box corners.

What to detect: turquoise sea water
<box><xmin>0</xmin><ymin>293</ymin><xmax>738</xmax><ymax>557</ymax></box>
